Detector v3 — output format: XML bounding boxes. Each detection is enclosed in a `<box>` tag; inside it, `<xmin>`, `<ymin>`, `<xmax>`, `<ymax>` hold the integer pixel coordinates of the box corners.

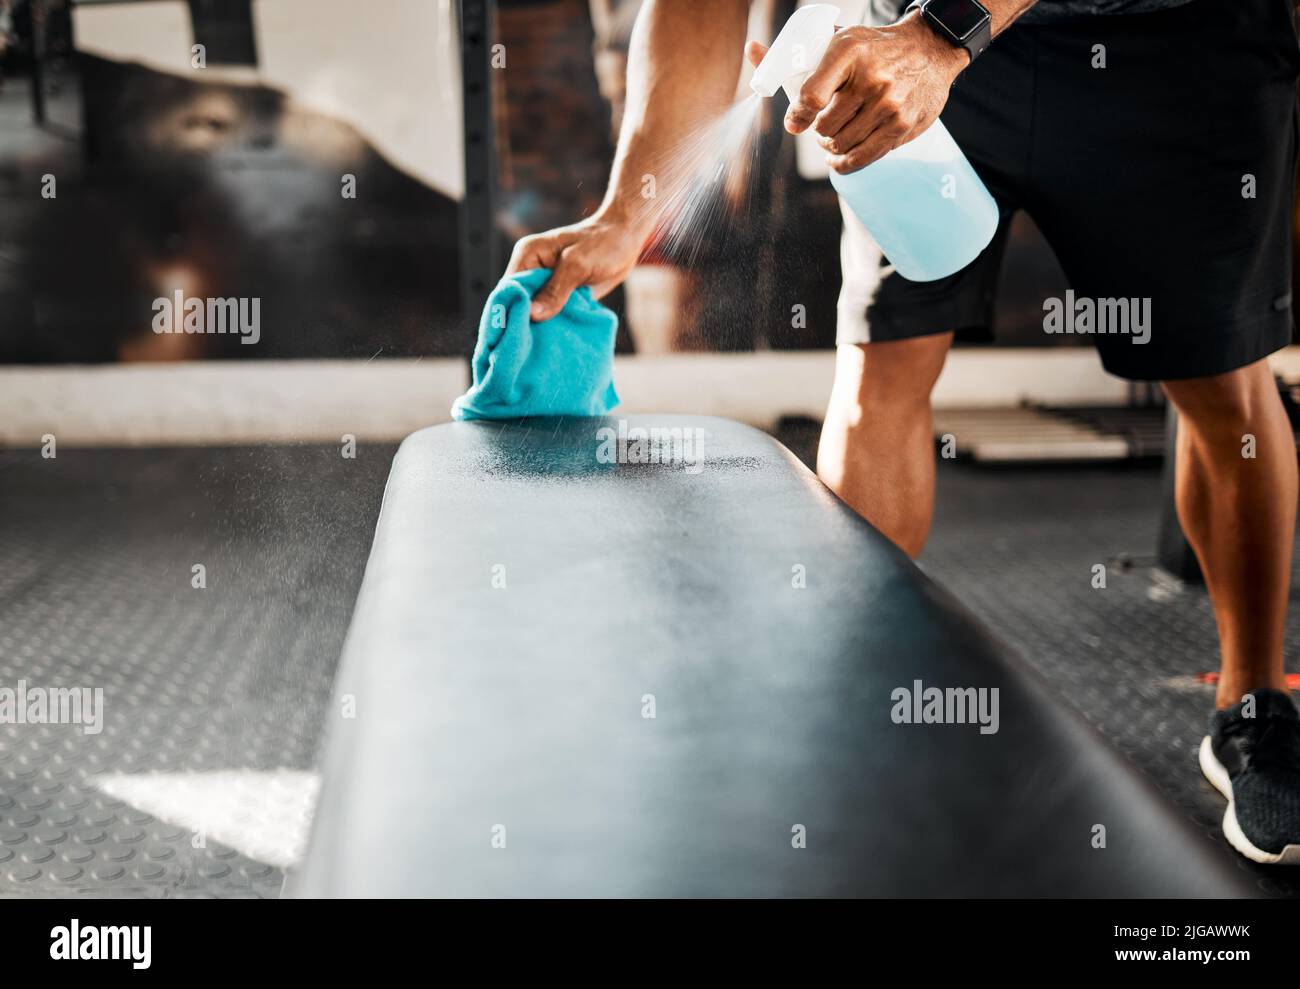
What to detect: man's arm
<box><xmin>511</xmin><ymin>0</ymin><xmax>1036</xmax><ymax>320</ymax></box>
<box><xmin>782</xmin><ymin>0</ymin><xmax>1037</xmax><ymax>173</ymax></box>
<box><xmin>507</xmin><ymin>0</ymin><xmax>751</xmax><ymax>321</ymax></box>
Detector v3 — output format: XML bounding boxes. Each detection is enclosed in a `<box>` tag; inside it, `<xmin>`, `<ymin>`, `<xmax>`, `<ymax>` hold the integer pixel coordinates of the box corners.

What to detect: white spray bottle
<box><xmin>750</xmin><ymin>4</ymin><xmax>998</xmax><ymax>282</ymax></box>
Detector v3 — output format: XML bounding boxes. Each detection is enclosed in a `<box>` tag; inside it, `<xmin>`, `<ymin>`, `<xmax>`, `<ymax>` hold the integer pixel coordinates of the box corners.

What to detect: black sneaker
<box><xmin>1199</xmin><ymin>688</ymin><xmax>1300</xmax><ymax>865</ymax></box>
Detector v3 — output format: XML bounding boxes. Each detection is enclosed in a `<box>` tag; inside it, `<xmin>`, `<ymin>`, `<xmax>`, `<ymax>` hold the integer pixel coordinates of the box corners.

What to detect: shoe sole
<box><xmin>1199</xmin><ymin>736</ymin><xmax>1300</xmax><ymax>865</ymax></box>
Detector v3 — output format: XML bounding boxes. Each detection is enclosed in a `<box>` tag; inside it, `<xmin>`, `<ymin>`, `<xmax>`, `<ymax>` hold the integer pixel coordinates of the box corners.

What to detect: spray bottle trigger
<box><xmin>782</xmin><ymin>73</ymin><xmax>811</xmax><ymax>106</ymax></box>
<box><xmin>748</xmin><ymin>3</ymin><xmax>840</xmax><ymax>100</ymax></box>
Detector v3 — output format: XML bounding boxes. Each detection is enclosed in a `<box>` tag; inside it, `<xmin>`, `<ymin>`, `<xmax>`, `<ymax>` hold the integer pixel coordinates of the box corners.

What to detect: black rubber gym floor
<box><xmin>0</xmin><ymin>445</ymin><xmax>393</xmax><ymax>897</ymax></box>
<box><xmin>1</xmin><ymin>434</ymin><xmax>1297</xmax><ymax>897</ymax></box>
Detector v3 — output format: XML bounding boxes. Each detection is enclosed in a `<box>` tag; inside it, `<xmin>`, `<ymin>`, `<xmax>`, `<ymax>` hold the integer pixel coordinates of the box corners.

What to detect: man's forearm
<box><xmin>599</xmin><ymin>0</ymin><xmax>1036</xmax><ymax>228</ymax></box>
<box><xmin>898</xmin><ymin>0</ymin><xmax>1037</xmax><ymax>73</ymax></box>
<box><xmin>599</xmin><ymin>0</ymin><xmax>751</xmax><ymax>230</ymax></box>
<box><xmin>982</xmin><ymin>0</ymin><xmax>1037</xmax><ymax>36</ymax></box>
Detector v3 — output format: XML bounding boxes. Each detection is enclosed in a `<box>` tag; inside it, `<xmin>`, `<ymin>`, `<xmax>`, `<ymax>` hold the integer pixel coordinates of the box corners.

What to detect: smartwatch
<box><xmin>906</xmin><ymin>0</ymin><xmax>994</xmax><ymax>64</ymax></box>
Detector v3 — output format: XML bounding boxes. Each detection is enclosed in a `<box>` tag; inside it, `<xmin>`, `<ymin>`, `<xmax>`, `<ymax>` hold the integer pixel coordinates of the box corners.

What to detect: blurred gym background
<box><xmin>0</xmin><ymin>0</ymin><xmax>1085</xmax><ymax>363</ymax></box>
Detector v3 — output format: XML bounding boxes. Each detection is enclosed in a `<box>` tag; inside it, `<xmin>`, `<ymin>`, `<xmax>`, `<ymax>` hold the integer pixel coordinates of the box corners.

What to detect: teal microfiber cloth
<box><xmin>450</xmin><ymin>268</ymin><xmax>620</xmax><ymax>421</ymax></box>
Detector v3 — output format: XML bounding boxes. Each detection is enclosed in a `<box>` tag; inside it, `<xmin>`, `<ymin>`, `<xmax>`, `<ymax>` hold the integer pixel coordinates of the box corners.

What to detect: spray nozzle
<box><xmin>749</xmin><ymin>4</ymin><xmax>841</xmax><ymax>103</ymax></box>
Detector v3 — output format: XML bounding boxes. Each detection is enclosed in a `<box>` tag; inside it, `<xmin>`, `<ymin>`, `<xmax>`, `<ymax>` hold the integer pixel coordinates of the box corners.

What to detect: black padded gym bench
<box><xmin>291</xmin><ymin>415</ymin><xmax>1253</xmax><ymax>897</ymax></box>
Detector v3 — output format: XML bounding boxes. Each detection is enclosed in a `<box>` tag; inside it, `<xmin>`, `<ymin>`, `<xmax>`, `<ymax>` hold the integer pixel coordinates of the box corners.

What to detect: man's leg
<box><xmin>1162</xmin><ymin>359</ymin><xmax>1296</xmax><ymax>709</ymax></box>
<box><xmin>817</xmin><ymin>333</ymin><xmax>953</xmax><ymax>558</ymax></box>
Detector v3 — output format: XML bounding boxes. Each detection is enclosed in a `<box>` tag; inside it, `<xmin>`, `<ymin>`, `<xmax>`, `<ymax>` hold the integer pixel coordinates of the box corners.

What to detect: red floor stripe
<box><xmin>1195</xmin><ymin>672</ymin><xmax>1300</xmax><ymax>689</ymax></box>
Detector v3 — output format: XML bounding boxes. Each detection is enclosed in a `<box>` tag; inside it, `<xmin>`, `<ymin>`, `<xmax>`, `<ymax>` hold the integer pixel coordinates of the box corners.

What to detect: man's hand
<box><xmin>505</xmin><ymin>211</ymin><xmax>649</xmax><ymax>322</ymax></box>
<box><xmin>746</xmin><ymin>9</ymin><xmax>968</xmax><ymax>175</ymax></box>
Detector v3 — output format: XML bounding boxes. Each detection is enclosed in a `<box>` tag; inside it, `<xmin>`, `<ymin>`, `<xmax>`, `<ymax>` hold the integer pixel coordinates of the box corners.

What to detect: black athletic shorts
<box><xmin>836</xmin><ymin>0</ymin><xmax>1300</xmax><ymax>380</ymax></box>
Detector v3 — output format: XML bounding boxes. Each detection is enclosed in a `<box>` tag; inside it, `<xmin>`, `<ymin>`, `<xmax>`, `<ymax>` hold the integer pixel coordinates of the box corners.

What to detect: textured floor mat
<box><xmin>0</xmin><ymin>445</ymin><xmax>393</xmax><ymax>897</ymax></box>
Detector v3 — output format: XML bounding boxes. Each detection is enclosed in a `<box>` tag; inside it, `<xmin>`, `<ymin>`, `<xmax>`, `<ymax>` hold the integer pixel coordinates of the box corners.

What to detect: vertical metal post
<box><xmin>457</xmin><ymin>0</ymin><xmax>498</xmax><ymax>324</ymax></box>
<box><xmin>30</xmin><ymin>0</ymin><xmax>47</xmax><ymax>126</ymax></box>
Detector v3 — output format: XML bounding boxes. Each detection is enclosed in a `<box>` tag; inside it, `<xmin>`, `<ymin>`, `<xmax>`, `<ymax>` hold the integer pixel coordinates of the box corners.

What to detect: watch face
<box><xmin>925</xmin><ymin>0</ymin><xmax>990</xmax><ymax>41</ymax></box>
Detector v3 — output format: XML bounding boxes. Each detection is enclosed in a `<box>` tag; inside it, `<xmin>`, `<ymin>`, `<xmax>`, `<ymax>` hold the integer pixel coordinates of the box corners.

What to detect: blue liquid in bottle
<box><xmin>829</xmin><ymin>119</ymin><xmax>999</xmax><ymax>282</ymax></box>
<box><xmin>751</xmin><ymin>5</ymin><xmax>999</xmax><ymax>283</ymax></box>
